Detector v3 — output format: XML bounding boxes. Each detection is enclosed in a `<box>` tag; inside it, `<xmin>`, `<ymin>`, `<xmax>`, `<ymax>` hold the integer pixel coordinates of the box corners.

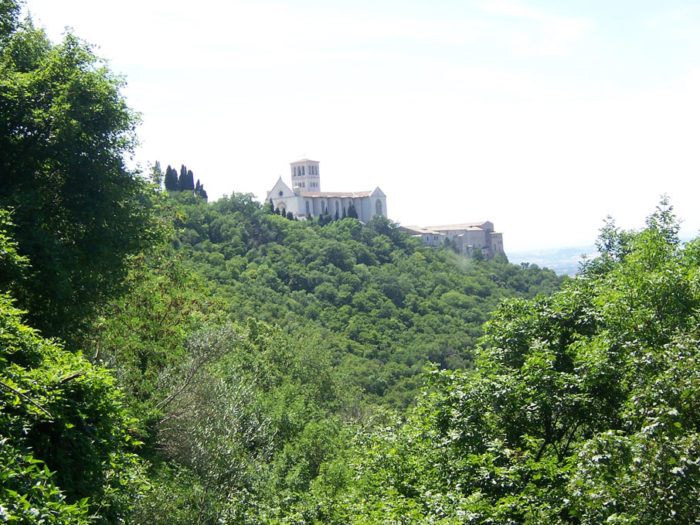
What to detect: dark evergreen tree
<box><xmin>164</xmin><ymin>165</ymin><xmax>178</xmax><ymax>191</ymax></box>
<box><xmin>347</xmin><ymin>202</ymin><xmax>358</xmax><ymax>219</ymax></box>
<box><xmin>318</xmin><ymin>213</ymin><xmax>331</xmax><ymax>226</ymax></box>
<box><xmin>286</xmin><ymin>211</ymin><xmax>294</xmax><ymax>220</ymax></box>
<box><xmin>178</xmin><ymin>165</ymin><xmax>194</xmax><ymax>191</ymax></box>
<box><xmin>194</xmin><ymin>179</ymin><xmax>208</xmax><ymax>200</ymax></box>
<box><xmin>178</xmin><ymin>165</ymin><xmax>187</xmax><ymax>188</ymax></box>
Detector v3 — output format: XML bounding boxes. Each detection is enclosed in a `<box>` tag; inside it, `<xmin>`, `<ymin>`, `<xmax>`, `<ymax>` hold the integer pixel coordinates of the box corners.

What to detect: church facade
<box><xmin>267</xmin><ymin>159</ymin><xmax>387</xmax><ymax>223</ymax></box>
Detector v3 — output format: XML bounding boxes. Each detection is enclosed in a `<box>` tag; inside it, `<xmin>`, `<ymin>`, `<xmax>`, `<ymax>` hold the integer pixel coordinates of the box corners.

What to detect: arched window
<box><xmin>302</xmin><ymin>166</ymin><xmax>305</xmax><ymax>175</ymax></box>
<box><xmin>375</xmin><ymin>200</ymin><xmax>383</xmax><ymax>215</ymax></box>
<box><xmin>278</xmin><ymin>190</ymin><xmax>283</xmax><ymax>196</ymax></box>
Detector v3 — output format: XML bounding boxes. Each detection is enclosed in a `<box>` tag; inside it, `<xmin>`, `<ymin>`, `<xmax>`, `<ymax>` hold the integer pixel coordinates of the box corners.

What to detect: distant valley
<box><xmin>507</xmin><ymin>245</ymin><xmax>598</xmax><ymax>276</ymax></box>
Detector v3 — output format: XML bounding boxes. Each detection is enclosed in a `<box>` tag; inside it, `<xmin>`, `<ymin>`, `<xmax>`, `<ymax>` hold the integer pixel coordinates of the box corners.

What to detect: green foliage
<box><xmin>0</xmin><ymin>208</ymin><xmax>27</xmax><ymax>294</ymax></box>
<box><xmin>90</xmin><ymin>189</ymin><xmax>556</xmax><ymax>520</ymax></box>
<box><xmin>124</xmin><ymin>321</ymin><xmax>360</xmax><ymax>523</ymax></box>
<box><xmin>319</xmin><ymin>202</ymin><xmax>699</xmax><ymax>523</ymax></box>
<box><xmin>0</xmin><ymin>439</ymin><xmax>90</xmax><ymax>524</ymax></box>
<box><xmin>0</xmin><ymin>7</ymin><xmax>575</xmax><ymax>518</ymax></box>
<box><xmin>0</xmin><ymin>0</ymin><xmax>21</xmax><ymax>42</ymax></box>
<box><xmin>0</xmin><ymin>292</ymin><xmax>147</xmax><ymax>523</ymax></box>
<box><xmin>81</xmin><ymin>241</ymin><xmax>224</xmax><ymax>444</ymax></box>
<box><xmin>0</xmin><ymin>173</ymin><xmax>144</xmax><ymax>524</ymax></box>
<box><xmin>167</xmin><ymin>193</ymin><xmax>561</xmax><ymax>408</ymax></box>
<box><xmin>0</xmin><ymin>11</ymin><xmax>159</xmax><ymax>341</ymax></box>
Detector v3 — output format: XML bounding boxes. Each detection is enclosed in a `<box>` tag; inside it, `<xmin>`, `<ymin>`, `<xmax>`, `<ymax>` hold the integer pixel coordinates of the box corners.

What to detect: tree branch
<box><xmin>0</xmin><ymin>379</ymin><xmax>54</xmax><ymax>420</ymax></box>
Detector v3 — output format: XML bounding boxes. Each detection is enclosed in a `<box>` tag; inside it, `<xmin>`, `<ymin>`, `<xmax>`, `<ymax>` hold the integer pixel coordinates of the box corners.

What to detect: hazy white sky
<box><xmin>23</xmin><ymin>0</ymin><xmax>700</xmax><ymax>251</ymax></box>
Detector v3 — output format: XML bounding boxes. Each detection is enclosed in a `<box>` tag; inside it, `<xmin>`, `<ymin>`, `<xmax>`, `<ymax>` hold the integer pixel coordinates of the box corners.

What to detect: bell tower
<box><xmin>290</xmin><ymin>159</ymin><xmax>320</xmax><ymax>193</ymax></box>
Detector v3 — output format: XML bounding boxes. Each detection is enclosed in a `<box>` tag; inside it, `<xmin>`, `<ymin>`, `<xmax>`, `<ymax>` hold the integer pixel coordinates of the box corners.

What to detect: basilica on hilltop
<box><xmin>266</xmin><ymin>159</ymin><xmax>387</xmax><ymax>223</ymax></box>
<box><xmin>267</xmin><ymin>158</ymin><xmax>504</xmax><ymax>259</ymax></box>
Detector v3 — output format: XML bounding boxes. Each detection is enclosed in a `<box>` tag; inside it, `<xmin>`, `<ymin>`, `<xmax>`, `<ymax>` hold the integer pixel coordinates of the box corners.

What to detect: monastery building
<box><xmin>267</xmin><ymin>159</ymin><xmax>504</xmax><ymax>259</ymax></box>
<box><xmin>401</xmin><ymin>222</ymin><xmax>505</xmax><ymax>259</ymax></box>
<box><xmin>267</xmin><ymin>159</ymin><xmax>387</xmax><ymax>223</ymax></box>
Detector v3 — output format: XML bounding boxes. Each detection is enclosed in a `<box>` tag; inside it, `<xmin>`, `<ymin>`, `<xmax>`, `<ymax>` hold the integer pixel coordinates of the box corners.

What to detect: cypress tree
<box><xmin>347</xmin><ymin>202</ymin><xmax>358</xmax><ymax>219</ymax></box>
<box><xmin>178</xmin><ymin>166</ymin><xmax>194</xmax><ymax>191</ymax></box>
<box><xmin>178</xmin><ymin>165</ymin><xmax>187</xmax><ymax>190</ymax></box>
<box><xmin>164</xmin><ymin>165</ymin><xmax>178</xmax><ymax>191</ymax></box>
<box><xmin>194</xmin><ymin>179</ymin><xmax>208</xmax><ymax>200</ymax></box>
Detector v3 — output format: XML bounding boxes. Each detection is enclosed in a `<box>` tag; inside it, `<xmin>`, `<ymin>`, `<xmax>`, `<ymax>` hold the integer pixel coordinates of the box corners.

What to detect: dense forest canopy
<box><xmin>158</xmin><ymin>189</ymin><xmax>562</xmax><ymax>407</ymax></box>
<box><xmin>311</xmin><ymin>202</ymin><xmax>700</xmax><ymax>523</ymax></box>
<box><xmin>1</xmin><ymin>2</ymin><xmax>698</xmax><ymax>523</ymax></box>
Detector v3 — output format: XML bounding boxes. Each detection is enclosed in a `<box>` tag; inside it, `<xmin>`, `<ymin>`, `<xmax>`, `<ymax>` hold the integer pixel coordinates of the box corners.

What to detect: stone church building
<box><xmin>266</xmin><ymin>159</ymin><xmax>387</xmax><ymax>223</ymax></box>
<box><xmin>400</xmin><ymin>222</ymin><xmax>505</xmax><ymax>259</ymax></box>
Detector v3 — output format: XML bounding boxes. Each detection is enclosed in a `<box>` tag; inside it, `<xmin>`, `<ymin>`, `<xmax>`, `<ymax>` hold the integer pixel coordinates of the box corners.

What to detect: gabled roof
<box><xmin>426</xmin><ymin>222</ymin><xmax>492</xmax><ymax>231</ymax></box>
<box><xmin>400</xmin><ymin>225</ymin><xmax>444</xmax><ymax>235</ymax></box>
<box><xmin>266</xmin><ymin>177</ymin><xmax>294</xmax><ymax>200</ymax></box>
<box><xmin>300</xmin><ymin>191</ymin><xmax>373</xmax><ymax>198</ymax></box>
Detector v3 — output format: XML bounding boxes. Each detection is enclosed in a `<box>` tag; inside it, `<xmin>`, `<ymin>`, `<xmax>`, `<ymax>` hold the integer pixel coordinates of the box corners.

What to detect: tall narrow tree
<box><xmin>164</xmin><ymin>165</ymin><xmax>178</xmax><ymax>191</ymax></box>
<box><xmin>194</xmin><ymin>179</ymin><xmax>208</xmax><ymax>200</ymax></box>
<box><xmin>178</xmin><ymin>165</ymin><xmax>194</xmax><ymax>191</ymax></box>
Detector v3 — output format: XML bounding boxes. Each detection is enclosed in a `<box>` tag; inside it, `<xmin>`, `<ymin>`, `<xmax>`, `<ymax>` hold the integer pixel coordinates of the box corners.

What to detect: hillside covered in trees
<box><xmin>156</xmin><ymin>189</ymin><xmax>562</xmax><ymax>407</ymax></box>
<box><xmin>1</xmin><ymin>2</ymin><xmax>698</xmax><ymax>523</ymax></box>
